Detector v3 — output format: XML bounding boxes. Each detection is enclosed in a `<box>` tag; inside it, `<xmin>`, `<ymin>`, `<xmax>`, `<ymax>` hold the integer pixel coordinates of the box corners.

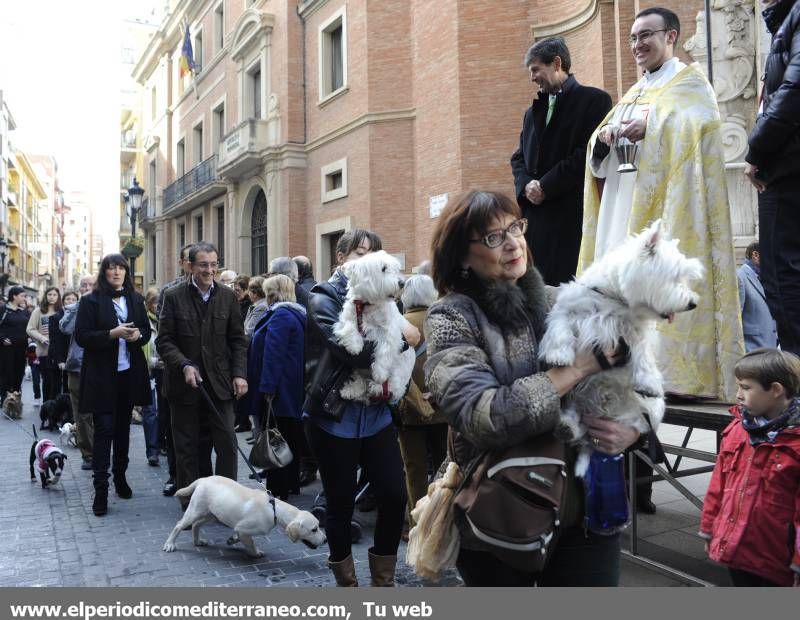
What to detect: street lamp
<box><xmin>125</xmin><ymin>177</ymin><xmax>145</xmax><ymax>277</ymax></box>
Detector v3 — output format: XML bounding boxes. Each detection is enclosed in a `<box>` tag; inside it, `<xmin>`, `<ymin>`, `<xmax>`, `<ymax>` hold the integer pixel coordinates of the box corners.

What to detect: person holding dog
<box><xmin>582</xmin><ymin>6</ymin><xmax>743</xmax><ymax>401</ymax></box>
<box><xmin>75</xmin><ymin>255</ymin><xmax>152</xmax><ymax>516</ymax></box>
<box><xmin>0</xmin><ymin>286</ymin><xmax>30</xmax><ymax>406</ymax></box>
<box><xmin>425</xmin><ymin>190</ymin><xmax>640</xmax><ymax>586</ymax></box>
<box><xmin>303</xmin><ymin>229</ymin><xmax>416</xmax><ymax>587</ymax></box>
<box><xmin>699</xmin><ymin>348</ymin><xmax>800</xmax><ymax>587</ymax></box>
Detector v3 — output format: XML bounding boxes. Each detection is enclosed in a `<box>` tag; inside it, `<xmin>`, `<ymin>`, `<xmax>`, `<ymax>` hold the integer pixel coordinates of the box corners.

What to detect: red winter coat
<box><xmin>699</xmin><ymin>405</ymin><xmax>800</xmax><ymax>586</ymax></box>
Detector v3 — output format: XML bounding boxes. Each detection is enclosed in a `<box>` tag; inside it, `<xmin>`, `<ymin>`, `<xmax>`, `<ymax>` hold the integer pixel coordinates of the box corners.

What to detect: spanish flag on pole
<box><xmin>179</xmin><ymin>20</ymin><xmax>196</xmax><ymax>78</ymax></box>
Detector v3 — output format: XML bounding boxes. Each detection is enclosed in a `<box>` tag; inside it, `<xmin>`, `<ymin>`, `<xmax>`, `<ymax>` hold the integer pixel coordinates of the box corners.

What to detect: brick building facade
<box><xmin>129</xmin><ymin>0</ymin><xmax>749</xmax><ymax>285</ymax></box>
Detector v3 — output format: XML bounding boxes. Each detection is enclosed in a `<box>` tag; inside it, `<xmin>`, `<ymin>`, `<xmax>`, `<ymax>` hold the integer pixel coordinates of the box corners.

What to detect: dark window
<box><xmin>217</xmin><ymin>206</ymin><xmax>225</xmax><ymax>267</ymax></box>
<box><xmin>151</xmin><ymin>235</ymin><xmax>157</xmax><ymax>282</ymax></box>
<box><xmin>251</xmin><ymin>190</ymin><xmax>267</xmax><ymax>275</ymax></box>
<box><xmin>178</xmin><ymin>223</ymin><xmax>186</xmax><ymax>249</ymax></box>
<box><xmin>330</xmin><ymin>25</ymin><xmax>343</xmax><ymax>91</ymax></box>
<box><xmin>328</xmin><ymin>231</ymin><xmax>343</xmax><ymax>276</ymax></box>
<box><xmin>252</xmin><ymin>69</ymin><xmax>261</xmax><ymax>119</ymax></box>
<box><xmin>195</xmin><ymin>215</ymin><xmax>204</xmax><ymax>241</ymax></box>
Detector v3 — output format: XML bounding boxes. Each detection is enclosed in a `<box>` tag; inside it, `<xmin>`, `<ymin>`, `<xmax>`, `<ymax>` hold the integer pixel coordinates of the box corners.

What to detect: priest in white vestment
<box><xmin>580</xmin><ymin>7</ymin><xmax>744</xmax><ymax>401</ymax></box>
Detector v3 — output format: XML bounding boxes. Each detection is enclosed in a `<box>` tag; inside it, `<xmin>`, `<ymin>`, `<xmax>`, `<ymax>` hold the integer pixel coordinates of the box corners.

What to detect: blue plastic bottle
<box><xmin>584</xmin><ymin>452</ymin><xmax>630</xmax><ymax>534</ymax></box>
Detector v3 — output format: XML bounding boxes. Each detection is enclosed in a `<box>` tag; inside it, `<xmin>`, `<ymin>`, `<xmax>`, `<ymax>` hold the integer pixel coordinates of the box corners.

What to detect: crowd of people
<box><xmin>1</xmin><ymin>3</ymin><xmax>798</xmax><ymax>589</ymax></box>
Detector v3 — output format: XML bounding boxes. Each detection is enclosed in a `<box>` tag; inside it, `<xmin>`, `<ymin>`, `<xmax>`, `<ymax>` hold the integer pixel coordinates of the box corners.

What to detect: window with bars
<box><xmin>217</xmin><ymin>206</ymin><xmax>225</xmax><ymax>267</ymax></box>
<box><xmin>250</xmin><ymin>190</ymin><xmax>267</xmax><ymax>275</ymax></box>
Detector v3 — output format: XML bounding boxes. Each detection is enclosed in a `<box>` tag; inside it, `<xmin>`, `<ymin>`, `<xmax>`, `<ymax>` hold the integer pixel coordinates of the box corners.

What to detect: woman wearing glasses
<box><xmin>425</xmin><ymin>190</ymin><xmax>640</xmax><ymax>586</ymax></box>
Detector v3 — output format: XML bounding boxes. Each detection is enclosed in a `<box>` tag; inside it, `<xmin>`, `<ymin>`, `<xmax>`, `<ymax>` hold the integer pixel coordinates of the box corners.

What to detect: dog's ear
<box><xmin>285</xmin><ymin>519</ymin><xmax>301</xmax><ymax>542</ymax></box>
<box><xmin>643</xmin><ymin>219</ymin><xmax>663</xmax><ymax>256</ymax></box>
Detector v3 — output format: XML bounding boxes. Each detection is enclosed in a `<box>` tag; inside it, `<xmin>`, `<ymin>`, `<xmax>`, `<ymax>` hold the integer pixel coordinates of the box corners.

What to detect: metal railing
<box><xmin>137</xmin><ymin>198</ymin><xmax>155</xmax><ymax>223</ymax></box>
<box><xmin>163</xmin><ymin>155</ymin><xmax>218</xmax><ymax>212</ymax></box>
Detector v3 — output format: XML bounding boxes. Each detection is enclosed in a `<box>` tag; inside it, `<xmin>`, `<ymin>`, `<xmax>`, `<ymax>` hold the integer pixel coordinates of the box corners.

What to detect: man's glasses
<box><xmin>470</xmin><ymin>218</ymin><xmax>528</xmax><ymax>249</ymax></box>
<box><xmin>628</xmin><ymin>29</ymin><xmax>667</xmax><ymax>46</ymax></box>
<box><xmin>194</xmin><ymin>262</ymin><xmax>219</xmax><ymax>270</ymax></box>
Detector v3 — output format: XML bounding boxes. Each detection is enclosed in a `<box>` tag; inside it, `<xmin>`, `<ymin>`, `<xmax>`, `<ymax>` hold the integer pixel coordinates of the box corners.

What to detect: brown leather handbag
<box><xmin>452</xmin><ymin>432</ymin><xmax>568</xmax><ymax>572</ymax></box>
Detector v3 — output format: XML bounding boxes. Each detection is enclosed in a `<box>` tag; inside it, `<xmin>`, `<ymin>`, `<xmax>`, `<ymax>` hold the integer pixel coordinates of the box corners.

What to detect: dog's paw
<box><xmin>574</xmin><ymin>449</ymin><xmax>591</xmax><ymax>478</ymax></box>
<box><xmin>163</xmin><ymin>542</ymin><xmax>177</xmax><ymax>552</ymax></box>
<box><xmin>246</xmin><ymin>549</ymin><xmax>264</xmax><ymax>558</ymax></box>
<box><xmin>542</xmin><ymin>347</ymin><xmax>576</xmax><ymax>367</ymax></box>
<box><xmin>226</xmin><ymin>535</ymin><xmax>239</xmax><ymax>546</ymax></box>
<box><xmin>193</xmin><ymin>538</ymin><xmax>208</xmax><ymax>547</ymax></box>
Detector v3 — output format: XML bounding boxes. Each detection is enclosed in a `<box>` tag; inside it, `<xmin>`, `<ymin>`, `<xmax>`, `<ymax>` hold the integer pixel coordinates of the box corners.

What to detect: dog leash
<box><xmin>0</xmin><ymin>407</ymin><xmax>38</xmax><ymax>442</ymax></box>
<box><xmin>196</xmin><ymin>382</ymin><xmax>277</xmax><ymax>526</ymax></box>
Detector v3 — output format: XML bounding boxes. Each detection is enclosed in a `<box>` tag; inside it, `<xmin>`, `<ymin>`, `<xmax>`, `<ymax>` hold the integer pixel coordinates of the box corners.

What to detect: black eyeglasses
<box><xmin>469</xmin><ymin>218</ymin><xmax>528</xmax><ymax>249</ymax></box>
<box><xmin>628</xmin><ymin>29</ymin><xmax>667</xmax><ymax>46</ymax></box>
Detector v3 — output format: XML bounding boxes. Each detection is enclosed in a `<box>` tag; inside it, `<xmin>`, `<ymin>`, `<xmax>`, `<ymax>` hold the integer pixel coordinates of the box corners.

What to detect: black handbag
<box><xmin>249</xmin><ymin>398</ymin><xmax>293</xmax><ymax>470</ymax></box>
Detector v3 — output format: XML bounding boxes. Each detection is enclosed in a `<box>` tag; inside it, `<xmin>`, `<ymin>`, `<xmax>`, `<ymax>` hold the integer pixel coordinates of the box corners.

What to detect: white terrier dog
<box><xmin>539</xmin><ymin>219</ymin><xmax>704</xmax><ymax>476</ymax></box>
<box><xmin>59</xmin><ymin>422</ymin><xmax>78</xmax><ymax>448</ymax></box>
<box><xmin>333</xmin><ymin>250</ymin><xmax>416</xmax><ymax>404</ymax></box>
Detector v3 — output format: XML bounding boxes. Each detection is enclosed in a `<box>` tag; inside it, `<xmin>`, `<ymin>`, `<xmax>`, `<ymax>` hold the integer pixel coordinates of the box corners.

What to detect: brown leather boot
<box><xmin>368</xmin><ymin>548</ymin><xmax>397</xmax><ymax>586</ymax></box>
<box><xmin>328</xmin><ymin>555</ymin><xmax>358</xmax><ymax>587</ymax></box>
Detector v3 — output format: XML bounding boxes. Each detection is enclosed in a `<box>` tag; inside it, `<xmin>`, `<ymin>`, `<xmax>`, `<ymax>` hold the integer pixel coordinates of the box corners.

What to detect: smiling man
<box><xmin>156</xmin><ymin>242</ymin><xmax>248</xmax><ymax>504</ymax></box>
<box><xmin>511</xmin><ymin>37</ymin><xmax>611</xmax><ymax>286</ymax></box>
<box><xmin>580</xmin><ymin>7</ymin><xmax>743</xmax><ymax>402</ymax></box>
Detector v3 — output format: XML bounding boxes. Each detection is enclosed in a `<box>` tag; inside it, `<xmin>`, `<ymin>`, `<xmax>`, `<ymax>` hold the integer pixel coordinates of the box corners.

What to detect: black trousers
<box><xmin>456</xmin><ymin>527</ymin><xmax>621</xmax><ymax>587</ymax></box>
<box><xmin>92</xmin><ymin>370</ymin><xmax>133</xmax><ymax>488</ymax></box>
<box><xmin>40</xmin><ymin>359</ymin><xmax>61</xmax><ymax>401</ymax></box>
<box><xmin>758</xmin><ymin>178</ymin><xmax>800</xmax><ymax>356</ymax></box>
<box><xmin>266</xmin><ymin>416</ymin><xmax>303</xmax><ymax>499</ymax></box>
<box><xmin>0</xmin><ymin>345</ymin><xmax>26</xmax><ymax>402</ymax></box>
<box><xmin>170</xmin><ymin>395</ymin><xmax>237</xmax><ymax>495</ymax></box>
<box><xmin>305</xmin><ymin>421</ymin><xmax>407</xmax><ymax>562</ymax></box>
<box><xmin>728</xmin><ymin>568</ymin><xmax>780</xmax><ymax>587</ymax></box>
<box><xmin>153</xmin><ymin>369</ymin><xmax>175</xmax><ymax>479</ymax></box>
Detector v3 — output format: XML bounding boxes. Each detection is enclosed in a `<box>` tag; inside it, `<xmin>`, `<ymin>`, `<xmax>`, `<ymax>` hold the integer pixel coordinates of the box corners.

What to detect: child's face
<box><xmin>735</xmin><ymin>378</ymin><xmax>787</xmax><ymax>419</ymax></box>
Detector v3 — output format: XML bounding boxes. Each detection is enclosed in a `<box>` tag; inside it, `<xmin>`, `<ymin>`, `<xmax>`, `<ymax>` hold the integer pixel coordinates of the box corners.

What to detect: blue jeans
<box><xmin>140</xmin><ymin>379</ymin><xmax>160</xmax><ymax>459</ymax></box>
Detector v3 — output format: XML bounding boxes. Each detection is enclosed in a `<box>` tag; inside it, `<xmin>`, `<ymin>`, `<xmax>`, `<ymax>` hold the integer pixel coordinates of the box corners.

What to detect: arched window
<box><xmin>250</xmin><ymin>189</ymin><xmax>268</xmax><ymax>275</ymax></box>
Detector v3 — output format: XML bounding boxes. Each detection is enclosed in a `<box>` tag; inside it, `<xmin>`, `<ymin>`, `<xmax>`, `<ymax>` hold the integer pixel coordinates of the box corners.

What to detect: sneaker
<box><xmin>81</xmin><ymin>458</ymin><xmax>93</xmax><ymax>471</ymax></box>
<box><xmin>147</xmin><ymin>456</ymin><xmax>160</xmax><ymax>467</ymax></box>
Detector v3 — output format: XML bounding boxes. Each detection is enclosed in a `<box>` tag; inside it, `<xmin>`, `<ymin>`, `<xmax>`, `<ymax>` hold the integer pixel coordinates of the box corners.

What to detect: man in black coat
<box><xmin>743</xmin><ymin>0</ymin><xmax>800</xmax><ymax>356</ymax></box>
<box><xmin>157</xmin><ymin>242</ymin><xmax>248</xmax><ymax>501</ymax></box>
<box><xmin>511</xmin><ymin>37</ymin><xmax>612</xmax><ymax>286</ymax></box>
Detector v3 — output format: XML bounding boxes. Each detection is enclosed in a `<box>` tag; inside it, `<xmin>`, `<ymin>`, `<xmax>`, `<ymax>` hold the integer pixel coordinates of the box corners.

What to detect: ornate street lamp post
<box><xmin>125</xmin><ymin>178</ymin><xmax>145</xmax><ymax>278</ymax></box>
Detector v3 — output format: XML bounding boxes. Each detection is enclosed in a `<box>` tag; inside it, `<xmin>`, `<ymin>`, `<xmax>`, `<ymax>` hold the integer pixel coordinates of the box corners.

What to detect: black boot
<box><xmin>113</xmin><ymin>475</ymin><xmax>133</xmax><ymax>499</ymax></box>
<box><xmin>93</xmin><ymin>485</ymin><xmax>108</xmax><ymax>516</ymax></box>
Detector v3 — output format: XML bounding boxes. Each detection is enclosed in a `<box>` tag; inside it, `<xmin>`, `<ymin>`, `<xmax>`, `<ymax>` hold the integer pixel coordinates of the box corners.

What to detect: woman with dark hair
<box><xmin>75</xmin><ymin>254</ymin><xmax>151</xmax><ymax>516</ymax></box>
<box><xmin>424</xmin><ymin>190</ymin><xmax>639</xmax><ymax>586</ymax></box>
<box><xmin>27</xmin><ymin>286</ymin><xmax>62</xmax><ymax>401</ymax></box>
<box><xmin>0</xmin><ymin>286</ymin><xmax>31</xmax><ymax>404</ymax></box>
<box><xmin>303</xmin><ymin>229</ymin><xmax>417</xmax><ymax>587</ymax></box>
<box><xmin>47</xmin><ymin>290</ymin><xmax>79</xmax><ymax>396</ymax></box>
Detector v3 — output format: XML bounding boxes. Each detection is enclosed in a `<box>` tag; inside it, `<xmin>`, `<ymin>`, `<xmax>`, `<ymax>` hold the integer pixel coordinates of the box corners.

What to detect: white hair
<box><xmin>269</xmin><ymin>257</ymin><xmax>298</xmax><ymax>282</ymax></box>
<box><xmin>401</xmin><ymin>275</ymin><xmax>437</xmax><ymax>309</ymax></box>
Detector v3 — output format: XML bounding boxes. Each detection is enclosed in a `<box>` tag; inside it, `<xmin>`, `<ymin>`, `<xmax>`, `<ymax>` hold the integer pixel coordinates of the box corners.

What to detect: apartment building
<box><xmin>128</xmin><ymin>0</ymin><xmax>762</xmax><ymax>286</ymax></box>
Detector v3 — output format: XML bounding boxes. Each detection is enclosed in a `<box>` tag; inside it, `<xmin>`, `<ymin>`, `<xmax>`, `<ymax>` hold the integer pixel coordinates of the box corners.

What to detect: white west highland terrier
<box><xmin>333</xmin><ymin>251</ymin><xmax>416</xmax><ymax>404</ymax></box>
<box><xmin>539</xmin><ymin>219</ymin><xmax>704</xmax><ymax>476</ymax></box>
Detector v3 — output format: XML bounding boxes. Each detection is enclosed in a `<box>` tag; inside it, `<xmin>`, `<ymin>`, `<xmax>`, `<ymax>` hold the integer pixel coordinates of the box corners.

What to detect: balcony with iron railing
<box><xmin>138</xmin><ymin>197</ymin><xmax>155</xmax><ymax>227</ymax></box>
<box><xmin>217</xmin><ymin>118</ymin><xmax>276</xmax><ymax>179</ymax></box>
<box><xmin>162</xmin><ymin>155</ymin><xmax>225</xmax><ymax>215</ymax></box>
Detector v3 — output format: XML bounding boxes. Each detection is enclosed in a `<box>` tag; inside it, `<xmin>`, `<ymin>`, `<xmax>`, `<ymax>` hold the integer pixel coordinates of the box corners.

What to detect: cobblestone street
<box><xmin>2</xmin><ymin>377</ymin><xmax>706</xmax><ymax>588</ymax></box>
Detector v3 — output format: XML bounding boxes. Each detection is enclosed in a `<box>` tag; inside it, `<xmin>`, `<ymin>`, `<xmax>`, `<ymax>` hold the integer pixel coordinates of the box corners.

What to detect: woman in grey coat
<box><xmin>424</xmin><ymin>190</ymin><xmax>640</xmax><ymax>586</ymax></box>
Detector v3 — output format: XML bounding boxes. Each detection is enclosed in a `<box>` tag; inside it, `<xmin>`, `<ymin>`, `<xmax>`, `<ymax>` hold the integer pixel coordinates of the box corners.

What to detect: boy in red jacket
<box><xmin>700</xmin><ymin>348</ymin><xmax>800</xmax><ymax>586</ymax></box>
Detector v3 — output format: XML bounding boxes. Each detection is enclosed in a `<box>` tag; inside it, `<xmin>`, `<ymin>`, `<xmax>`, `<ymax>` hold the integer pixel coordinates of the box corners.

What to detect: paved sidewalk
<box><xmin>1</xmin><ymin>378</ymin><xmax>703</xmax><ymax>587</ymax></box>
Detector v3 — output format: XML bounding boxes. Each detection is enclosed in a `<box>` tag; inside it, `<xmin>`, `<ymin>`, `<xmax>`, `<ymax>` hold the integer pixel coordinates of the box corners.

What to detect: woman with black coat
<box><xmin>0</xmin><ymin>286</ymin><xmax>31</xmax><ymax>404</ymax></box>
<box><xmin>75</xmin><ymin>255</ymin><xmax>151</xmax><ymax>516</ymax></box>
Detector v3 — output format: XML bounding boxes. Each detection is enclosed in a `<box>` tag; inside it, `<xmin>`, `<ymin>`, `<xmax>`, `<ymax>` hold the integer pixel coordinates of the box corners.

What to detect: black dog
<box><xmin>29</xmin><ymin>425</ymin><xmax>67</xmax><ymax>489</ymax></box>
<box><xmin>39</xmin><ymin>394</ymin><xmax>73</xmax><ymax>431</ymax></box>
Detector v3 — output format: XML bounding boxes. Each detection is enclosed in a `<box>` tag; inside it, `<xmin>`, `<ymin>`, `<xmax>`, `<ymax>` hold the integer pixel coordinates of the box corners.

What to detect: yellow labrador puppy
<box><xmin>163</xmin><ymin>476</ymin><xmax>326</xmax><ymax>557</ymax></box>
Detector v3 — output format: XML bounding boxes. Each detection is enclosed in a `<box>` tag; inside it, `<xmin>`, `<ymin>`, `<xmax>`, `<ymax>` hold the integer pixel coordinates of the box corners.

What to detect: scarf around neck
<box><xmin>740</xmin><ymin>397</ymin><xmax>800</xmax><ymax>446</ymax></box>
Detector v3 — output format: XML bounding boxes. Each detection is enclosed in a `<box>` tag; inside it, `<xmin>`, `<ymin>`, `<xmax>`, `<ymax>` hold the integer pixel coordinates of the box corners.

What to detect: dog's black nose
<box><xmin>687</xmin><ymin>300</ymin><xmax>697</xmax><ymax>310</ymax></box>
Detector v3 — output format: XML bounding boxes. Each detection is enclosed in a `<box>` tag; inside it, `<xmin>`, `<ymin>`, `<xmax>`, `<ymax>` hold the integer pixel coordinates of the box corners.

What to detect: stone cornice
<box><xmin>305</xmin><ymin>108</ymin><xmax>416</xmax><ymax>152</ymax></box>
<box><xmin>298</xmin><ymin>0</ymin><xmax>332</xmax><ymax>21</ymax></box>
<box><xmin>531</xmin><ymin>0</ymin><xmax>600</xmax><ymax>39</ymax></box>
